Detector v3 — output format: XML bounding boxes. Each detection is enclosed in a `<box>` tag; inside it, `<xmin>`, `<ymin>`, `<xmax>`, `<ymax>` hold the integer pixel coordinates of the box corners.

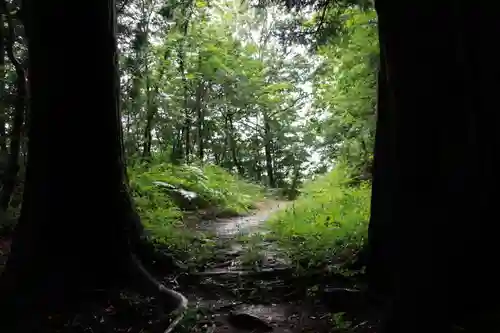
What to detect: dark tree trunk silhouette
<box><xmin>141</xmin><ymin>73</ymin><xmax>154</xmax><ymax>160</ymax></box>
<box><xmin>0</xmin><ymin>2</ymin><xmax>26</xmax><ymax>211</ymax></box>
<box><xmin>170</xmin><ymin>129</ymin><xmax>184</xmax><ymax>164</ymax></box>
<box><xmin>0</xmin><ymin>1</ymin><xmax>186</xmax><ymax>331</ymax></box>
<box><xmin>0</xmin><ymin>12</ymin><xmax>5</xmax><ymax>153</ymax></box>
<box><xmin>194</xmin><ymin>81</ymin><xmax>207</xmax><ymax>162</ymax></box>
<box><xmin>263</xmin><ymin>113</ymin><xmax>275</xmax><ymax>187</ymax></box>
<box><xmin>365</xmin><ymin>18</ymin><xmax>397</xmax><ymax>300</ymax></box>
<box><xmin>225</xmin><ymin>113</ymin><xmax>244</xmax><ymax>175</ymax></box>
<box><xmin>368</xmin><ymin>2</ymin><xmax>500</xmax><ymax>331</ymax></box>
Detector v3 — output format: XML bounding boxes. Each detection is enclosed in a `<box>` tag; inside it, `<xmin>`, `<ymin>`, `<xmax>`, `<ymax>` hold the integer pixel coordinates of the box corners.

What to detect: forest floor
<box><xmin>163</xmin><ymin>199</ymin><xmax>378</xmax><ymax>333</ymax></box>
<box><xmin>0</xmin><ymin>200</ymin><xmax>378</xmax><ymax>333</ymax></box>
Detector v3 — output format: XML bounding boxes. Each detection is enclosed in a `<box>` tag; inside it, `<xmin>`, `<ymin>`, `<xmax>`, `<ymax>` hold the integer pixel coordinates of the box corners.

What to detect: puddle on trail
<box><xmin>194</xmin><ymin>201</ymin><xmax>289</xmax><ymax>238</ymax></box>
<box><xmin>183</xmin><ymin>295</ymin><xmax>331</xmax><ymax>333</ymax></box>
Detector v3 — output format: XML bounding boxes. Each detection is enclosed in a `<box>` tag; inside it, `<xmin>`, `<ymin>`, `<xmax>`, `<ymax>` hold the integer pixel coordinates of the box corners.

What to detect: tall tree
<box><xmin>368</xmin><ymin>2</ymin><xmax>500</xmax><ymax>332</ymax></box>
<box><xmin>0</xmin><ymin>10</ymin><xmax>5</xmax><ymax>154</ymax></box>
<box><xmin>0</xmin><ymin>0</ymin><xmax>27</xmax><ymax>212</ymax></box>
<box><xmin>0</xmin><ymin>0</ymin><xmax>186</xmax><ymax>331</ymax></box>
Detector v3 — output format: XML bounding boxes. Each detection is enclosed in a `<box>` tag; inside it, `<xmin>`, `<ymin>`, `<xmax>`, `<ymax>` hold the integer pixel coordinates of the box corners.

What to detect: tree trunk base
<box><xmin>0</xmin><ymin>249</ymin><xmax>188</xmax><ymax>333</ymax></box>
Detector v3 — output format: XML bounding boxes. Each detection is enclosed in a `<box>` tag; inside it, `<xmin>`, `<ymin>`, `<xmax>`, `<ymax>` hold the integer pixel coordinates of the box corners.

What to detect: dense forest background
<box><xmin>0</xmin><ymin>0</ymin><xmax>377</xmax><ymax>199</ymax></box>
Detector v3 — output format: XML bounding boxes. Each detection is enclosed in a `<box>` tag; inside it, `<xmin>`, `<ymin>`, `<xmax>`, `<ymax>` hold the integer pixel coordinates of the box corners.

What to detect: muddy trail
<box><xmin>0</xmin><ymin>201</ymin><xmax>377</xmax><ymax>333</ymax></box>
<box><xmin>192</xmin><ymin>200</ymin><xmax>287</xmax><ymax>238</ymax></box>
<box><xmin>162</xmin><ymin>200</ymin><xmax>376</xmax><ymax>333</ymax></box>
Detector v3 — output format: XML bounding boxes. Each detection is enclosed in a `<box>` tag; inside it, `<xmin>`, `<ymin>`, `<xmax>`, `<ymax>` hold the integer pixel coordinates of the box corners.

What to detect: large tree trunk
<box><xmin>0</xmin><ymin>1</ymin><xmax>186</xmax><ymax>331</ymax></box>
<box><xmin>226</xmin><ymin>113</ymin><xmax>244</xmax><ymax>175</ymax></box>
<box><xmin>365</xmin><ymin>20</ymin><xmax>397</xmax><ymax>300</ymax></box>
<box><xmin>370</xmin><ymin>3</ymin><xmax>500</xmax><ymax>331</ymax></box>
<box><xmin>0</xmin><ymin>13</ymin><xmax>5</xmax><ymax>153</ymax></box>
<box><xmin>0</xmin><ymin>3</ymin><xmax>26</xmax><ymax>212</ymax></box>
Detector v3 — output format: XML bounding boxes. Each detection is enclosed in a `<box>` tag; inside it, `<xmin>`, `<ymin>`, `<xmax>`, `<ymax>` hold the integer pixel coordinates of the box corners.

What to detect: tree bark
<box><xmin>141</xmin><ymin>78</ymin><xmax>155</xmax><ymax>161</ymax></box>
<box><xmin>370</xmin><ymin>2</ymin><xmax>500</xmax><ymax>331</ymax></box>
<box><xmin>194</xmin><ymin>81</ymin><xmax>207</xmax><ymax>162</ymax></box>
<box><xmin>0</xmin><ymin>0</ymin><xmax>186</xmax><ymax>331</ymax></box>
<box><xmin>0</xmin><ymin>13</ymin><xmax>5</xmax><ymax>153</ymax></box>
<box><xmin>365</xmin><ymin>19</ymin><xmax>397</xmax><ymax>300</ymax></box>
<box><xmin>226</xmin><ymin>112</ymin><xmax>244</xmax><ymax>175</ymax></box>
<box><xmin>0</xmin><ymin>2</ymin><xmax>26</xmax><ymax>211</ymax></box>
<box><xmin>177</xmin><ymin>16</ymin><xmax>190</xmax><ymax>164</ymax></box>
<box><xmin>263</xmin><ymin>112</ymin><xmax>275</xmax><ymax>187</ymax></box>
<box><xmin>170</xmin><ymin>129</ymin><xmax>183</xmax><ymax>164</ymax></box>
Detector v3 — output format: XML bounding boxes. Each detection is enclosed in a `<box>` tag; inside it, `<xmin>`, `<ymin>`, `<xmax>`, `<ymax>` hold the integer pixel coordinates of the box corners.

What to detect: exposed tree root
<box><xmin>0</xmin><ymin>233</ymin><xmax>187</xmax><ymax>333</ymax></box>
<box><xmin>128</xmin><ymin>252</ymin><xmax>187</xmax><ymax>311</ymax></box>
<box><xmin>127</xmin><ymin>253</ymin><xmax>188</xmax><ymax>333</ymax></box>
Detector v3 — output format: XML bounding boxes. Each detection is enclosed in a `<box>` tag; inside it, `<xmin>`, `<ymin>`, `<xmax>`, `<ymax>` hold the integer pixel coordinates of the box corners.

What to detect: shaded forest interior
<box><xmin>0</xmin><ymin>0</ymin><xmax>498</xmax><ymax>332</ymax></box>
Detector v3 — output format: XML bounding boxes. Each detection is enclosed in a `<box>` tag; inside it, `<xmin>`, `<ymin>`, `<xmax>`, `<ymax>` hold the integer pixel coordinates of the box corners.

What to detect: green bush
<box><xmin>266</xmin><ymin>164</ymin><xmax>371</xmax><ymax>271</ymax></box>
<box><xmin>132</xmin><ymin>163</ymin><xmax>264</xmax><ymax>215</ymax></box>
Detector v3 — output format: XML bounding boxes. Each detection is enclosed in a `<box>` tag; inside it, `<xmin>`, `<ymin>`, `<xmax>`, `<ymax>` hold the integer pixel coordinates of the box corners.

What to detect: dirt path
<box><xmin>194</xmin><ymin>200</ymin><xmax>289</xmax><ymax>238</ymax></box>
<box><xmin>171</xmin><ymin>200</ymin><xmax>337</xmax><ymax>333</ymax></box>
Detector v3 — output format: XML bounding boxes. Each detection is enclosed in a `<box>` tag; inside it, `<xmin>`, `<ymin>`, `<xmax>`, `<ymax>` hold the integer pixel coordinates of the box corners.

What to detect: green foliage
<box><xmin>328</xmin><ymin>312</ymin><xmax>353</xmax><ymax>331</ymax></box>
<box><xmin>266</xmin><ymin>164</ymin><xmax>371</xmax><ymax>270</ymax></box>
<box><xmin>132</xmin><ymin>162</ymin><xmax>265</xmax><ymax>215</ymax></box>
<box><xmin>199</xmin><ymin>164</ymin><xmax>266</xmax><ymax>213</ymax></box>
<box><xmin>310</xmin><ymin>8</ymin><xmax>378</xmax><ymax>176</ymax></box>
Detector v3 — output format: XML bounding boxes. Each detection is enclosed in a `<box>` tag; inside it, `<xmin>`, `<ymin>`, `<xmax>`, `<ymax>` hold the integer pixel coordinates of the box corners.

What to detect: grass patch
<box><xmin>265</xmin><ymin>164</ymin><xmax>371</xmax><ymax>272</ymax></box>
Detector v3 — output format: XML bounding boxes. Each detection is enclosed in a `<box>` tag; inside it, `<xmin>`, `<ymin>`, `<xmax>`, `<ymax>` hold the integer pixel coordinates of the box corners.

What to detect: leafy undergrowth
<box><xmin>129</xmin><ymin>162</ymin><xmax>266</xmax><ymax>265</ymax></box>
<box><xmin>132</xmin><ymin>163</ymin><xmax>264</xmax><ymax>215</ymax></box>
<box><xmin>265</xmin><ymin>164</ymin><xmax>371</xmax><ymax>273</ymax></box>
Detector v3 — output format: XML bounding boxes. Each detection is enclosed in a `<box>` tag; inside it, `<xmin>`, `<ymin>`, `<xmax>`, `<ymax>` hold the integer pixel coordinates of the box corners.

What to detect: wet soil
<box><xmin>192</xmin><ymin>200</ymin><xmax>288</xmax><ymax>238</ymax></box>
